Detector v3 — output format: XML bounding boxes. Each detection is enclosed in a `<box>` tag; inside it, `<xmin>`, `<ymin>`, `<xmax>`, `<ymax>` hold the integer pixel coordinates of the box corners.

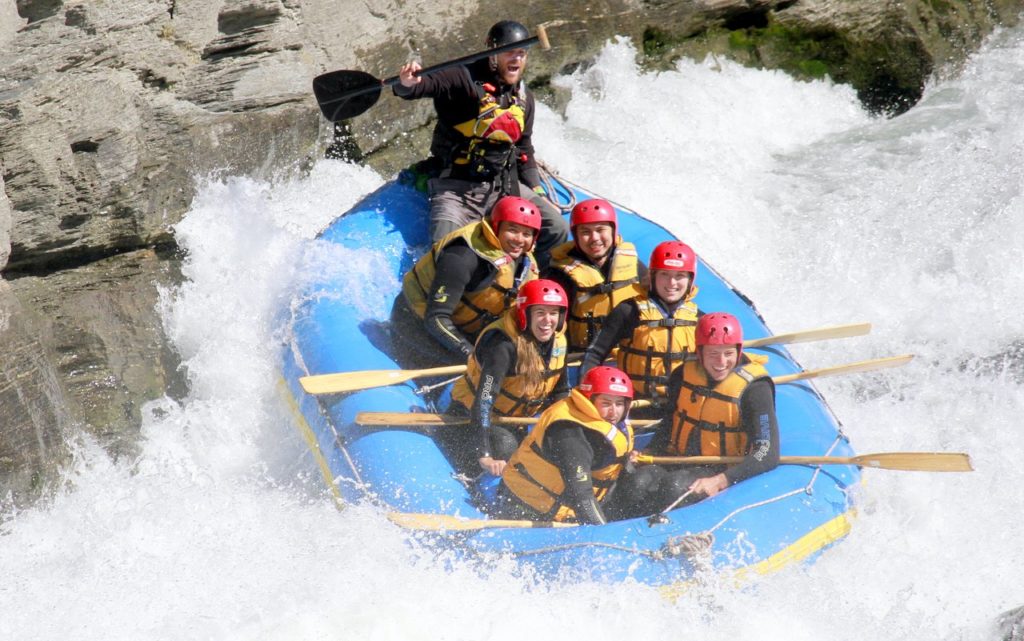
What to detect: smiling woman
<box><xmin>444</xmin><ymin>278</ymin><xmax>570</xmax><ymax>477</ymax></box>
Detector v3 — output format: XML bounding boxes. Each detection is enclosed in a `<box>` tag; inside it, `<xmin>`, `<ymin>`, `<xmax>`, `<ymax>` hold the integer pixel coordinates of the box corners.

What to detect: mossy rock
<box><xmin>639</xmin><ymin>0</ymin><xmax>1022</xmax><ymax>117</ymax></box>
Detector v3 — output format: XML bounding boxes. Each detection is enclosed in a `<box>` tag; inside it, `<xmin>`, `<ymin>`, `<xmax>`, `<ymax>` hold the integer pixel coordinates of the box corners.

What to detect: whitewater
<box><xmin>3</xmin><ymin>24</ymin><xmax>1023</xmax><ymax>641</ymax></box>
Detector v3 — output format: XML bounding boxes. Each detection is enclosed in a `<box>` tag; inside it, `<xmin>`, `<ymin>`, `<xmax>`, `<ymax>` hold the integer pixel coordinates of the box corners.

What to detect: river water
<box><xmin>3</xmin><ymin>25</ymin><xmax>1023</xmax><ymax>641</ymax></box>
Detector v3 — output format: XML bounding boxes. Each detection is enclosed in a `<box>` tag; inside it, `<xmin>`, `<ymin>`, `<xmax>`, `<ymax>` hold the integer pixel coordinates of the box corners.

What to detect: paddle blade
<box><xmin>743</xmin><ymin>322</ymin><xmax>872</xmax><ymax>348</ymax></box>
<box><xmin>773</xmin><ymin>354</ymin><xmax>914</xmax><ymax>384</ymax></box>
<box><xmin>313</xmin><ymin>70</ymin><xmax>382</xmax><ymax>121</ymax></box>
<box><xmin>300</xmin><ymin>363</ymin><xmax>468</xmax><ymax>395</ymax></box>
<box><xmin>852</xmin><ymin>452</ymin><xmax>974</xmax><ymax>472</ymax></box>
<box><xmin>300</xmin><ymin>369</ymin><xmax>415</xmax><ymax>395</ymax></box>
<box><xmin>357</xmin><ymin>412</ymin><xmax>471</xmax><ymax>427</ymax></box>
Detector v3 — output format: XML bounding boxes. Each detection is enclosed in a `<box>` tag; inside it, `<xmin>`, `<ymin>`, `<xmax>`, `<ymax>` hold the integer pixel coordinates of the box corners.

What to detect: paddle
<box><xmin>743</xmin><ymin>322</ymin><xmax>870</xmax><ymax>348</ymax></box>
<box><xmin>313</xmin><ymin>27</ymin><xmax>552</xmax><ymax>122</ymax></box>
<box><xmin>353</xmin><ymin>352</ymin><xmax>910</xmax><ymax>426</ymax></box>
<box><xmin>355</xmin><ymin>412</ymin><xmax>660</xmax><ymax>428</ymax></box>
<box><xmin>635</xmin><ymin>452</ymin><xmax>974</xmax><ymax>472</ymax></box>
<box><xmin>297</xmin><ymin>322</ymin><xmax>873</xmax><ymax>395</ymax></box>
<box><xmin>350</xmin><ymin>351</ymin><xmax>910</xmax><ymax>425</ymax></box>
<box><xmin>300</xmin><ymin>363</ymin><xmax>468</xmax><ymax>395</ymax></box>
<box><xmin>772</xmin><ymin>353</ymin><xmax>913</xmax><ymax>384</ymax></box>
<box><xmin>387</xmin><ymin>511</ymin><xmax>577</xmax><ymax>531</ymax></box>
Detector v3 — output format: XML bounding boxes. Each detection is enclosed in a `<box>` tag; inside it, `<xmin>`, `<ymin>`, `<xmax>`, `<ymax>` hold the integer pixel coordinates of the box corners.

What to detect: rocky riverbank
<box><xmin>0</xmin><ymin>0</ymin><xmax>1020</xmax><ymax>511</ymax></box>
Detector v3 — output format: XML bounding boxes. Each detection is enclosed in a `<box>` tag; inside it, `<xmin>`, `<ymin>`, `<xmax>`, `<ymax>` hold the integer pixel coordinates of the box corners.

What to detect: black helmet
<box><xmin>486</xmin><ymin>20</ymin><xmax>529</xmax><ymax>48</ymax></box>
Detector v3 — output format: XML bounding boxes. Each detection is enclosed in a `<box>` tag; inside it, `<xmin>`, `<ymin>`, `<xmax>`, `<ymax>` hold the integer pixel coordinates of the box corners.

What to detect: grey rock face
<box><xmin>0</xmin><ymin>170</ymin><xmax>10</xmax><ymax>268</ymax></box>
<box><xmin>0</xmin><ymin>278</ymin><xmax>71</xmax><ymax>510</ymax></box>
<box><xmin>0</xmin><ymin>0</ymin><xmax>317</xmax><ymax>272</ymax></box>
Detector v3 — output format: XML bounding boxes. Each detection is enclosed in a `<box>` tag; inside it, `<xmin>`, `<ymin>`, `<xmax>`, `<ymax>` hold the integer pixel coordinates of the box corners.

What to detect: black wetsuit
<box><xmin>578</xmin><ymin>293</ymin><xmax>703</xmax><ymax>380</ymax></box>
<box><xmin>647</xmin><ymin>362</ymin><xmax>780</xmax><ymax>506</ymax></box>
<box><xmin>494</xmin><ymin>419</ymin><xmax>666</xmax><ymax>525</ymax></box>
<box><xmin>390</xmin><ymin>239</ymin><xmax>530</xmax><ymax>369</ymax></box>
<box><xmin>392</xmin><ymin>59</ymin><xmax>543</xmax><ymax>190</ymax></box>
<box><xmin>392</xmin><ymin>59</ymin><xmax>569</xmax><ymax>267</ymax></box>
<box><xmin>442</xmin><ymin>330</ymin><xmax>568</xmax><ymax>474</ymax></box>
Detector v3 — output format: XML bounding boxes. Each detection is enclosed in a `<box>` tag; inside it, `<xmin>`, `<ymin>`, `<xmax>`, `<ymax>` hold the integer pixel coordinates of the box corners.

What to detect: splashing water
<box><xmin>3</xmin><ymin>27</ymin><xmax>1024</xmax><ymax>641</ymax></box>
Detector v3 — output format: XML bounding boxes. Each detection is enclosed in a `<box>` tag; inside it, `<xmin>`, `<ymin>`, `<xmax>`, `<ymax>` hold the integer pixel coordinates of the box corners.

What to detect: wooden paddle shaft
<box><xmin>637</xmin><ymin>452</ymin><xmax>973</xmax><ymax>472</ymax></box>
<box><xmin>298</xmin><ymin>325</ymin><xmax>885</xmax><ymax>396</ymax></box>
<box><xmin>354</xmin><ymin>411</ymin><xmax>659</xmax><ymax>428</ymax></box>
<box><xmin>381</xmin><ymin>29</ymin><xmax>548</xmax><ymax>90</ymax></box>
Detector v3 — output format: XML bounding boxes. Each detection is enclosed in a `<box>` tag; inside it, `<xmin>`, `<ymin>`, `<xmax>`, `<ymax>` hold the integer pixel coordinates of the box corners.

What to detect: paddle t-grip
<box><xmin>536</xmin><ymin>25</ymin><xmax>550</xmax><ymax>50</ymax></box>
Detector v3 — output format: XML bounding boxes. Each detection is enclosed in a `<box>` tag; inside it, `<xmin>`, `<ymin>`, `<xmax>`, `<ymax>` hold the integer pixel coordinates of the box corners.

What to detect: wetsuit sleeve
<box><xmin>516</xmin><ymin>92</ymin><xmax>542</xmax><ymax>189</ymax></box>
<box><xmin>724</xmin><ymin>379</ymin><xmax>780</xmax><ymax>485</ymax></box>
<box><xmin>392</xmin><ymin>66</ymin><xmax>468</xmax><ymax>100</ymax></box>
<box><xmin>544</xmin><ymin>421</ymin><xmax>607</xmax><ymax>525</ymax></box>
<box><xmin>470</xmin><ymin>332</ymin><xmax>517</xmax><ymax>459</ymax></box>
<box><xmin>580</xmin><ymin>299</ymin><xmax>639</xmax><ymax>378</ymax></box>
<box><xmin>648</xmin><ymin>365</ymin><xmax>685</xmax><ymax>453</ymax></box>
<box><xmin>423</xmin><ymin>244</ymin><xmax>480</xmax><ymax>356</ymax></box>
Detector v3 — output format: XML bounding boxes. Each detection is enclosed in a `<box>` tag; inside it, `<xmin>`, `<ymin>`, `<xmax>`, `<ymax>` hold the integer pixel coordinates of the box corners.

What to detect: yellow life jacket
<box><xmin>549</xmin><ymin>239</ymin><xmax>643</xmax><ymax>349</ymax></box>
<box><xmin>502</xmin><ymin>389</ymin><xmax>634</xmax><ymax>521</ymax></box>
<box><xmin>450</xmin><ymin>313</ymin><xmax>567</xmax><ymax>417</ymax></box>
<box><xmin>667</xmin><ymin>353</ymin><xmax>772</xmax><ymax>457</ymax></box>
<box><xmin>402</xmin><ymin>221</ymin><xmax>537</xmax><ymax>337</ymax></box>
<box><xmin>616</xmin><ymin>288</ymin><xmax>700</xmax><ymax>400</ymax></box>
<box><xmin>447</xmin><ymin>82</ymin><xmax>527</xmax><ymax>181</ymax></box>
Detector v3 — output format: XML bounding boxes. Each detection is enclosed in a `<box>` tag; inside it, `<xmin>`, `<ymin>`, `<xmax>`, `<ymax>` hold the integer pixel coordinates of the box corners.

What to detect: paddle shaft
<box><xmin>319</xmin><ymin>34</ymin><xmax>547</xmax><ymax>107</ymax></box>
<box><xmin>772</xmin><ymin>354</ymin><xmax>912</xmax><ymax>384</ymax></box>
<box><xmin>355</xmin><ymin>411</ymin><xmax>659</xmax><ymax>428</ymax></box>
<box><xmin>636</xmin><ymin>452</ymin><xmax>973</xmax><ymax>472</ymax></box>
<box><xmin>298</xmin><ymin>324</ymin><xmax>875</xmax><ymax>395</ymax></box>
<box><xmin>300</xmin><ymin>357</ymin><xmax>581</xmax><ymax>395</ymax></box>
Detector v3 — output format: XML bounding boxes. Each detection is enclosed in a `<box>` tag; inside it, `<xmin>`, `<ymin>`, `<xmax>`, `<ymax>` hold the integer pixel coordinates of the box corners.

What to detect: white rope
<box><xmin>699</xmin><ymin>433</ymin><xmax>851</xmax><ymax>536</ymax></box>
<box><xmin>414</xmin><ymin>374</ymin><xmax>462</xmax><ymax>395</ymax></box>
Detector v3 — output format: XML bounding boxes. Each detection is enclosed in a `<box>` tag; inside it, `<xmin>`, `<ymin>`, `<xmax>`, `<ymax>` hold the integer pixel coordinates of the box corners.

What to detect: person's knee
<box><xmin>429</xmin><ymin>215</ymin><xmax>464</xmax><ymax>242</ymax></box>
<box><xmin>540</xmin><ymin>206</ymin><xmax>569</xmax><ymax>236</ymax></box>
<box><xmin>659</xmin><ymin>470</ymin><xmax>695</xmax><ymax>503</ymax></box>
<box><xmin>490</xmin><ymin>427</ymin><xmax>520</xmax><ymax>461</ymax></box>
<box><xmin>631</xmin><ymin>465</ymin><xmax>667</xmax><ymax>493</ymax></box>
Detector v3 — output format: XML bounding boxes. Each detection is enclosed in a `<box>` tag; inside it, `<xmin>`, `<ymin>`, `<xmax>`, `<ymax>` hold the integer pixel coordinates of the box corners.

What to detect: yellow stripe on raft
<box><xmin>278</xmin><ymin>377</ymin><xmax>345</xmax><ymax>507</ymax></box>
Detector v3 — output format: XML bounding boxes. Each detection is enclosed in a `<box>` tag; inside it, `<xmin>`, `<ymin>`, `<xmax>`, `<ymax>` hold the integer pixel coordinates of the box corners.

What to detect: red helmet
<box><xmin>696</xmin><ymin>312</ymin><xmax>743</xmax><ymax>354</ymax></box>
<box><xmin>579</xmin><ymin>365</ymin><xmax>634</xmax><ymax>400</ymax></box>
<box><xmin>514</xmin><ymin>279</ymin><xmax>568</xmax><ymax>332</ymax></box>
<box><xmin>649</xmin><ymin>240</ymin><xmax>697</xmax><ymax>275</ymax></box>
<box><xmin>570</xmin><ymin>198</ymin><xmax>616</xmax><ymax>232</ymax></box>
<box><xmin>490</xmin><ymin>196</ymin><xmax>542</xmax><ymax>250</ymax></box>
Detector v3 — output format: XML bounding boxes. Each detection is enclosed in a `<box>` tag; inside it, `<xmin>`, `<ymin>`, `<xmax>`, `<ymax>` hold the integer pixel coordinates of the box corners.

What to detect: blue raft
<box><xmin>281</xmin><ymin>176</ymin><xmax>860</xmax><ymax>590</ymax></box>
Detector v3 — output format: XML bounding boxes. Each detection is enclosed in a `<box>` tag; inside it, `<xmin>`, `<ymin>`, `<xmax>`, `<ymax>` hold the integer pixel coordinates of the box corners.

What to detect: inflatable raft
<box><xmin>280</xmin><ymin>175</ymin><xmax>860</xmax><ymax>591</ymax></box>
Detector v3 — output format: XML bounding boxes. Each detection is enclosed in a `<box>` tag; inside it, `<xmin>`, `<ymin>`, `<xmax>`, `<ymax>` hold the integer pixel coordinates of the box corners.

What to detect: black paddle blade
<box><xmin>312</xmin><ymin>70</ymin><xmax>383</xmax><ymax>122</ymax></box>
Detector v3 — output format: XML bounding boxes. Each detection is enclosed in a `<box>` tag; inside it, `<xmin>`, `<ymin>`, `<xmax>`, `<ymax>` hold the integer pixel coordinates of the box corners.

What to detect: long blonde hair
<box><xmin>513</xmin><ymin>328</ymin><xmax>548</xmax><ymax>394</ymax></box>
